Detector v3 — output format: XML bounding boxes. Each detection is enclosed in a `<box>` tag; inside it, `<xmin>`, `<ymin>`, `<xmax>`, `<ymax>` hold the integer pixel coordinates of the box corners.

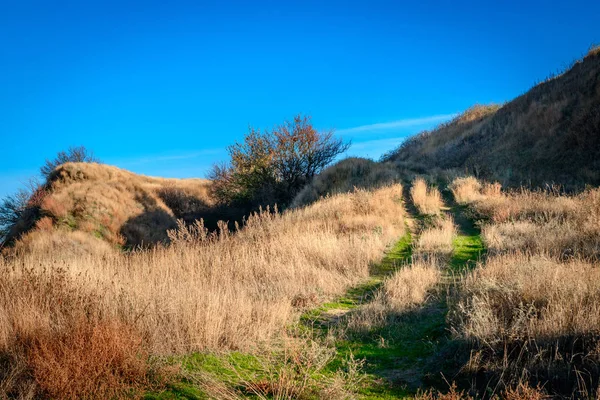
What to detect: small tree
<box><xmin>209</xmin><ymin>115</ymin><xmax>349</xmax><ymax>209</ymax></box>
<box><xmin>40</xmin><ymin>145</ymin><xmax>100</xmax><ymax>178</ymax></box>
<box><xmin>0</xmin><ymin>179</ymin><xmax>45</xmax><ymax>245</ymax></box>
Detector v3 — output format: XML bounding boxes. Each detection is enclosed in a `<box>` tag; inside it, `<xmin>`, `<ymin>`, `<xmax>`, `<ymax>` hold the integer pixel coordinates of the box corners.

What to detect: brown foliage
<box><xmin>210</xmin><ymin>114</ymin><xmax>350</xmax><ymax>210</ymax></box>
<box><xmin>27</xmin><ymin>319</ymin><xmax>149</xmax><ymax>399</ymax></box>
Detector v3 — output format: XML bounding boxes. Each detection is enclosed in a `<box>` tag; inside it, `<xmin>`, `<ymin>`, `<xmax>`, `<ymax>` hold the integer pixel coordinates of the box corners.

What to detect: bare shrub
<box><xmin>40</xmin><ymin>145</ymin><xmax>100</xmax><ymax>178</ymax></box>
<box><xmin>0</xmin><ymin>179</ymin><xmax>46</xmax><ymax>245</ymax></box>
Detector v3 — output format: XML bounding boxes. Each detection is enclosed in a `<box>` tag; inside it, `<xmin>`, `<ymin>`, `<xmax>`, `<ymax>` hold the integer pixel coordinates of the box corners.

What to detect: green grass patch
<box><xmin>450</xmin><ymin>233</ymin><xmax>484</xmax><ymax>272</ymax></box>
<box><xmin>144</xmin><ymin>352</ymin><xmax>265</xmax><ymax>399</ymax></box>
<box><xmin>300</xmin><ymin>230</ymin><xmax>413</xmax><ymax>327</ymax></box>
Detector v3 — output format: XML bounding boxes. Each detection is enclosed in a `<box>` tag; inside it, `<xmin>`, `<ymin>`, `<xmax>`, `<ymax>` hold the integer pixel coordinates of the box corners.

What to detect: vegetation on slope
<box><xmin>292</xmin><ymin>157</ymin><xmax>400</xmax><ymax>208</ymax></box>
<box><xmin>385</xmin><ymin>46</ymin><xmax>600</xmax><ymax>189</ymax></box>
<box><xmin>2</xmin><ymin>162</ymin><xmax>213</xmax><ymax>255</ymax></box>
<box><xmin>446</xmin><ymin>177</ymin><xmax>600</xmax><ymax>398</ymax></box>
<box><xmin>0</xmin><ymin>184</ymin><xmax>405</xmax><ymax>398</ymax></box>
<box><xmin>210</xmin><ymin>114</ymin><xmax>349</xmax><ymax>212</ymax></box>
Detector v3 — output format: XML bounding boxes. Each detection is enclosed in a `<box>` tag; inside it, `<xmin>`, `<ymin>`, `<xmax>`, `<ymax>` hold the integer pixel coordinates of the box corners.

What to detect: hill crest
<box><xmin>4</xmin><ymin>162</ymin><xmax>213</xmax><ymax>256</ymax></box>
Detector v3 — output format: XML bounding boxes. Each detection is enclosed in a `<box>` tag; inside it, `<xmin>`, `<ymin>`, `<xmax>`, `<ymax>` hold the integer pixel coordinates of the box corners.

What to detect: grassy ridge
<box><xmin>386</xmin><ymin>47</ymin><xmax>600</xmax><ymax>189</ymax></box>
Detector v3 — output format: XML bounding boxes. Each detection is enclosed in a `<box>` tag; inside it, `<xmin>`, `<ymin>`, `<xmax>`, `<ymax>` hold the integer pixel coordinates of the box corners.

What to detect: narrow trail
<box><xmin>442</xmin><ymin>188</ymin><xmax>485</xmax><ymax>275</ymax></box>
<box><xmin>147</xmin><ymin>184</ymin><xmax>487</xmax><ymax>399</ymax></box>
<box><xmin>300</xmin><ymin>183</ymin><xmax>485</xmax><ymax>399</ymax></box>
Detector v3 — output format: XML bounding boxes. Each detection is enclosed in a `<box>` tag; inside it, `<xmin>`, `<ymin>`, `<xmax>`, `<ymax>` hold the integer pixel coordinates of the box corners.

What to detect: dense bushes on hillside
<box><xmin>209</xmin><ymin>114</ymin><xmax>349</xmax><ymax>211</ymax></box>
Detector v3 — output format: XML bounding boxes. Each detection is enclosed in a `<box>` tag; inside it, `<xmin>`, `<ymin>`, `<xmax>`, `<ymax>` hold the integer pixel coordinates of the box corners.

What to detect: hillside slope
<box><xmin>386</xmin><ymin>47</ymin><xmax>600</xmax><ymax>188</ymax></box>
<box><xmin>4</xmin><ymin>162</ymin><xmax>213</xmax><ymax>255</ymax></box>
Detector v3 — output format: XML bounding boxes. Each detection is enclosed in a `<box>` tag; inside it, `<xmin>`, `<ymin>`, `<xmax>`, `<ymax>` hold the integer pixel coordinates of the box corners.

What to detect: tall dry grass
<box><xmin>345</xmin><ymin>258</ymin><xmax>441</xmax><ymax>334</ymax></box>
<box><xmin>452</xmin><ymin>253</ymin><xmax>600</xmax><ymax>395</ymax></box>
<box><xmin>410</xmin><ymin>178</ymin><xmax>443</xmax><ymax>215</ymax></box>
<box><xmin>344</xmin><ymin>191</ymin><xmax>453</xmax><ymax>336</ymax></box>
<box><xmin>415</xmin><ymin>216</ymin><xmax>456</xmax><ymax>261</ymax></box>
<box><xmin>0</xmin><ymin>184</ymin><xmax>405</xmax><ymax>398</ymax></box>
<box><xmin>291</xmin><ymin>157</ymin><xmax>399</xmax><ymax>207</ymax></box>
<box><xmin>455</xmin><ymin>253</ymin><xmax>600</xmax><ymax>344</ymax></box>
<box><xmin>449</xmin><ymin>176</ymin><xmax>600</xmax><ymax>396</ymax></box>
<box><xmin>451</xmin><ymin>176</ymin><xmax>600</xmax><ymax>259</ymax></box>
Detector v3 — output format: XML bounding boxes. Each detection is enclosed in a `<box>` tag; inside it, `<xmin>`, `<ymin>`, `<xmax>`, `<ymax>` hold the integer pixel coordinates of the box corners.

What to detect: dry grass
<box><xmin>449</xmin><ymin>176</ymin><xmax>600</xmax><ymax>396</ymax></box>
<box><xmin>386</xmin><ymin>49</ymin><xmax>600</xmax><ymax>189</ymax></box>
<box><xmin>345</xmin><ymin>258</ymin><xmax>441</xmax><ymax>334</ymax></box>
<box><xmin>415</xmin><ymin>216</ymin><xmax>456</xmax><ymax>261</ymax></box>
<box><xmin>415</xmin><ymin>382</ymin><xmax>548</xmax><ymax>399</ymax></box>
<box><xmin>454</xmin><ymin>253</ymin><xmax>600</xmax><ymax>344</ymax></box>
<box><xmin>452</xmin><ymin>253</ymin><xmax>600</xmax><ymax>395</ymax></box>
<box><xmin>0</xmin><ymin>183</ymin><xmax>405</xmax><ymax>397</ymax></box>
<box><xmin>410</xmin><ymin>178</ymin><xmax>443</xmax><ymax>215</ymax></box>
<box><xmin>451</xmin><ymin>177</ymin><xmax>600</xmax><ymax>259</ymax></box>
<box><xmin>291</xmin><ymin>157</ymin><xmax>399</xmax><ymax>207</ymax></box>
<box><xmin>448</xmin><ymin>177</ymin><xmax>483</xmax><ymax>205</ymax></box>
<box><xmin>4</xmin><ymin>162</ymin><xmax>214</xmax><ymax>253</ymax></box>
<box><xmin>228</xmin><ymin>336</ymin><xmax>364</xmax><ymax>400</ymax></box>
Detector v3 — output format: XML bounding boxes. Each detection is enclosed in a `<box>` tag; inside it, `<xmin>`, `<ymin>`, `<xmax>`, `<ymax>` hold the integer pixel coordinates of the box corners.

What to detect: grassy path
<box><xmin>299</xmin><ymin>185</ymin><xmax>485</xmax><ymax>398</ymax></box>
<box><xmin>147</xmin><ymin>186</ymin><xmax>485</xmax><ymax>399</ymax></box>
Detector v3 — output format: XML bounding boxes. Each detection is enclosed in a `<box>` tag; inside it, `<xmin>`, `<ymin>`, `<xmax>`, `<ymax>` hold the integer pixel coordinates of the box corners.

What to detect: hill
<box><xmin>385</xmin><ymin>46</ymin><xmax>600</xmax><ymax>189</ymax></box>
<box><xmin>3</xmin><ymin>162</ymin><xmax>214</xmax><ymax>255</ymax></box>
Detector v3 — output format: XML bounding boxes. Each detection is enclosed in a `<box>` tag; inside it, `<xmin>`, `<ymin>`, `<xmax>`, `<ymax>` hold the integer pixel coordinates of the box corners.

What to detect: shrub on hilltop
<box><xmin>209</xmin><ymin>114</ymin><xmax>350</xmax><ymax>211</ymax></box>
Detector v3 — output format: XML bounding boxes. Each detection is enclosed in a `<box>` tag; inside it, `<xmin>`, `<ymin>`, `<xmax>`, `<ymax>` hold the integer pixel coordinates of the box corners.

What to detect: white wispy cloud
<box><xmin>350</xmin><ymin>137</ymin><xmax>406</xmax><ymax>151</ymax></box>
<box><xmin>109</xmin><ymin>148</ymin><xmax>224</xmax><ymax>167</ymax></box>
<box><xmin>345</xmin><ymin>137</ymin><xmax>408</xmax><ymax>159</ymax></box>
<box><xmin>337</xmin><ymin>114</ymin><xmax>456</xmax><ymax>135</ymax></box>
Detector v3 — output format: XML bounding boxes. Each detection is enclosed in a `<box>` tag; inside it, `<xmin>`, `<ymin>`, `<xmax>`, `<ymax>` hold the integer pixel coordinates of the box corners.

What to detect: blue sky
<box><xmin>1</xmin><ymin>0</ymin><xmax>599</xmax><ymax>198</ymax></box>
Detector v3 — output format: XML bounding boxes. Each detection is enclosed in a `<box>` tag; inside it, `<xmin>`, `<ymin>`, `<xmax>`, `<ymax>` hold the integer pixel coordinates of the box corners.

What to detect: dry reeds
<box><xmin>410</xmin><ymin>178</ymin><xmax>443</xmax><ymax>215</ymax></box>
<box><xmin>0</xmin><ymin>184</ymin><xmax>405</xmax><ymax>397</ymax></box>
<box><xmin>449</xmin><ymin>176</ymin><xmax>600</xmax><ymax>396</ymax></box>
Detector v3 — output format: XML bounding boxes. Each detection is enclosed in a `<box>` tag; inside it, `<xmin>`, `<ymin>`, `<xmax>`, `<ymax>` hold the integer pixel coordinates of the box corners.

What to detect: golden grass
<box><xmin>455</xmin><ymin>253</ymin><xmax>600</xmax><ymax>343</ymax></box>
<box><xmin>452</xmin><ymin>177</ymin><xmax>600</xmax><ymax>259</ymax></box>
<box><xmin>291</xmin><ymin>157</ymin><xmax>399</xmax><ymax>207</ymax></box>
<box><xmin>415</xmin><ymin>216</ymin><xmax>456</xmax><ymax>261</ymax></box>
<box><xmin>448</xmin><ymin>176</ymin><xmax>483</xmax><ymax>205</ymax></box>
<box><xmin>449</xmin><ymin>176</ymin><xmax>600</xmax><ymax>396</ymax></box>
<box><xmin>0</xmin><ymin>184</ymin><xmax>405</xmax><ymax>397</ymax></box>
<box><xmin>5</xmin><ymin>162</ymin><xmax>214</xmax><ymax>254</ymax></box>
<box><xmin>345</xmin><ymin>258</ymin><xmax>441</xmax><ymax>334</ymax></box>
<box><xmin>410</xmin><ymin>178</ymin><xmax>443</xmax><ymax>215</ymax></box>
